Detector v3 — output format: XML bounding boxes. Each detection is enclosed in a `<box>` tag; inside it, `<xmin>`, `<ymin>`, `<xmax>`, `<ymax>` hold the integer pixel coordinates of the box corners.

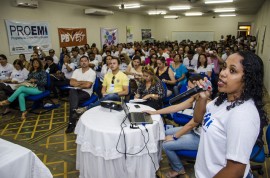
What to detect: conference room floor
<box><xmin>0</xmin><ymin>94</ymin><xmax>270</xmax><ymax>178</ymax></box>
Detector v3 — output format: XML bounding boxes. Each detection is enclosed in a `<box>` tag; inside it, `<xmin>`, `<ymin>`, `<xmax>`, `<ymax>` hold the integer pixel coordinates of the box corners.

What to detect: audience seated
<box><xmin>155</xmin><ymin>57</ymin><xmax>176</xmax><ymax>97</ymax></box>
<box><xmin>125</xmin><ymin>43</ymin><xmax>135</xmax><ymax>58</ymax></box>
<box><xmin>221</xmin><ymin>46</ymin><xmax>232</xmax><ymax>61</ymax></box>
<box><xmin>75</xmin><ymin>57</ymin><xmax>129</xmax><ymax>114</ymax></box>
<box><xmin>208</xmin><ymin>49</ymin><xmax>223</xmax><ymax>98</ymax></box>
<box><xmin>119</xmin><ymin>54</ymin><xmax>130</xmax><ymax>72</ymax></box>
<box><xmin>157</xmin><ymin>47</ymin><xmax>170</xmax><ymax>59</ymax></box>
<box><xmin>50</xmin><ymin>54</ymin><xmax>75</xmax><ymax>99</ymax></box>
<box><xmin>0</xmin><ymin>58</ymin><xmax>47</xmax><ymax>120</ymax></box>
<box><xmin>19</xmin><ymin>54</ymin><xmax>31</xmax><ymax>70</ymax></box>
<box><xmin>99</xmin><ymin>55</ymin><xmax>112</xmax><ymax>82</ymax></box>
<box><xmin>44</xmin><ymin>56</ymin><xmax>59</xmax><ymax>75</ymax></box>
<box><xmin>0</xmin><ymin>59</ymin><xmax>29</xmax><ymax>115</ymax></box>
<box><xmin>0</xmin><ymin>54</ymin><xmax>14</xmax><ymax>81</ymax></box>
<box><xmin>170</xmin><ymin>54</ymin><xmax>188</xmax><ymax>96</ymax></box>
<box><xmin>134</xmin><ymin>66</ymin><xmax>165</xmax><ymax>110</ymax></box>
<box><xmin>125</xmin><ymin>55</ymin><xmax>143</xmax><ymax>97</ymax></box>
<box><xmin>183</xmin><ymin>50</ymin><xmax>197</xmax><ymax>75</ymax></box>
<box><xmin>134</xmin><ymin>49</ymin><xmax>146</xmax><ymax>64</ymax></box>
<box><xmin>70</xmin><ymin>47</ymin><xmax>80</xmax><ymax>67</ymax></box>
<box><xmin>48</xmin><ymin>49</ymin><xmax>59</xmax><ymax>64</ymax></box>
<box><xmin>66</xmin><ymin>56</ymin><xmax>96</xmax><ymax>133</ymax></box>
<box><xmin>146</xmin><ymin>54</ymin><xmax>158</xmax><ymax>69</ymax></box>
<box><xmin>32</xmin><ymin>46</ymin><xmax>46</xmax><ymax>61</ymax></box>
<box><xmin>194</xmin><ymin>54</ymin><xmax>212</xmax><ymax>79</ymax></box>
<box><xmin>59</xmin><ymin>47</ymin><xmax>69</xmax><ymax>68</ymax></box>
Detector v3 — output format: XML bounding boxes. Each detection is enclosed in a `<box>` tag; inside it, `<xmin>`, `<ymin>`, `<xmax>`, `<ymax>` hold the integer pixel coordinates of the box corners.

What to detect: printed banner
<box><xmin>126</xmin><ymin>26</ymin><xmax>133</xmax><ymax>43</ymax></box>
<box><xmin>141</xmin><ymin>29</ymin><xmax>152</xmax><ymax>40</ymax></box>
<box><xmin>100</xmin><ymin>28</ymin><xmax>118</xmax><ymax>46</ymax></box>
<box><xmin>5</xmin><ymin>20</ymin><xmax>52</xmax><ymax>55</ymax></box>
<box><xmin>58</xmin><ymin>28</ymin><xmax>87</xmax><ymax>48</ymax></box>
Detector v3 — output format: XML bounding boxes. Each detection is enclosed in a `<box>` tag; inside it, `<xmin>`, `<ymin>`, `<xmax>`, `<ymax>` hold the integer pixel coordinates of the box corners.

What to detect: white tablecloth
<box><xmin>75</xmin><ymin>103</ymin><xmax>165</xmax><ymax>178</ymax></box>
<box><xmin>0</xmin><ymin>138</ymin><xmax>53</xmax><ymax>178</ymax></box>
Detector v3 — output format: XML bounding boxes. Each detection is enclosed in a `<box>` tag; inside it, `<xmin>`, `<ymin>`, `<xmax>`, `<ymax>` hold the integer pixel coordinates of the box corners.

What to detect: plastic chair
<box><xmin>171</xmin><ymin>82</ymin><xmax>193</xmax><ymax>126</ymax></box>
<box><xmin>26</xmin><ymin>73</ymin><xmax>58</xmax><ymax>114</ymax></box>
<box><xmin>175</xmin><ymin>150</ymin><xmax>197</xmax><ymax>159</ymax></box>
<box><xmin>161</xmin><ymin>81</ymin><xmax>175</xmax><ymax>108</ymax></box>
<box><xmin>172</xmin><ymin>112</ymin><xmax>193</xmax><ymax>126</ymax></box>
<box><xmin>250</xmin><ymin>125</ymin><xmax>270</xmax><ymax>175</ymax></box>
<box><xmin>78</xmin><ymin>77</ymin><xmax>100</xmax><ymax>107</ymax></box>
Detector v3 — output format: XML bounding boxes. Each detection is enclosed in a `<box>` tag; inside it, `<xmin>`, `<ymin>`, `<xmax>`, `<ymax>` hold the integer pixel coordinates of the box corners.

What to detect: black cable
<box><xmin>115</xmin><ymin>105</ymin><xmax>161</xmax><ymax>171</ymax></box>
<box><xmin>139</xmin><ymin>125</ymin><xmax>157</xmax><ymax>171</ymax></box>
<box><xmin>116</xmin><ymin>115</ymin><xmax>128</xmax><ymax>159</ymax></box>
<box><xmin>116</xmin><ymin>117</ymin><xmax>150</xmax><ymax>156</ymax></box>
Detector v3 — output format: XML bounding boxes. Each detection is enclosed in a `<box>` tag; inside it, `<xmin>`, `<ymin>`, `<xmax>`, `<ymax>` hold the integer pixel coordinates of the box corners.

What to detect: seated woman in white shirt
<box><xmin>125</xmin><ymin>55</ymin><xmax>143</xmax><ymax>97</ymax></box>
<box><xmin>0</xmin><ymin>59</ymin><xmax>29</xmax><ymax>115</ymax></box>
<box><xmin>50</xmin><ymin>54</ymin><xmax>75</xmax><ymax>98</ymax></box>
<box><xmin>134</xmin><ymin>49</ymin><xmax>145</xmax><ymax>64</ymax></box>
<box><xmin>100</xmin><ymin>55</ymin><xmax>112</xmax><ymax>82</ymax></box>
<box><xmin>194</xmin><ymin>54</ymin><xmax>212</xmax><ymax>79</ymax></box>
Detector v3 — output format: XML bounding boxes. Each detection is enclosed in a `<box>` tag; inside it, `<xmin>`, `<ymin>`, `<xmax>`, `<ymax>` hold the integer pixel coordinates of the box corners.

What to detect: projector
<box><xmin>100</xmin><ymin>100</ymin><xmax>122</xmax><ymax>111</ymax></box>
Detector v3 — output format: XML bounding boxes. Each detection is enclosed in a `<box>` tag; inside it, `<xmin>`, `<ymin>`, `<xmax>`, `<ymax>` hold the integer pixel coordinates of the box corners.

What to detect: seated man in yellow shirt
<box><xmin>75</xmin><ymin>57</ymin><xmax>129</xmax><ymax>114</ymax></box>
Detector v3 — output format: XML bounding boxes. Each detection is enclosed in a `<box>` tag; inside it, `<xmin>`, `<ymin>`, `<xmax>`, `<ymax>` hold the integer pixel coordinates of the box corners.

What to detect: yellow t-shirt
<box><xmin>103</xmin><ymin>71</ymin><xmax>129</xmax><ymax>94</ymax></box>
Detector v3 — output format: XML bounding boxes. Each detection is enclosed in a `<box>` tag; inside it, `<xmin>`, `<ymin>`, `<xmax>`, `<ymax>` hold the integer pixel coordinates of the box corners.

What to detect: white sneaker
<box><xmin>75</xmin><ymin>107</ymin><xmax>87</xmax><ymax>114</ymax></box>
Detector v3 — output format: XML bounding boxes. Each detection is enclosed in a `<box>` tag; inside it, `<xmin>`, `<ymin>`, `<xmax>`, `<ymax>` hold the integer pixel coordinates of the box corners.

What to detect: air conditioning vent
<box><xmin>16</xmin><ymin>0</ymin><xmax>38</xmax><ymax>8</ymax></box>
<box><xmin>85</xmin><ymin>8</ymin><xmax>114</xmax><ymax>16</ymax></box>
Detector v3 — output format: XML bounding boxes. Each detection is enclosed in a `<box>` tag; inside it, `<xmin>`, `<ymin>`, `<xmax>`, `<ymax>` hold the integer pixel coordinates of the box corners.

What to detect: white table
<box><xmin>75</xmin><ymin>103</ymin><xmax>165</xmax><ymax>178</ymax></box>
<box><xmin>0</xmin><ymin>138</ymin><xmax>53</xmax><ymax>178</ymax></box>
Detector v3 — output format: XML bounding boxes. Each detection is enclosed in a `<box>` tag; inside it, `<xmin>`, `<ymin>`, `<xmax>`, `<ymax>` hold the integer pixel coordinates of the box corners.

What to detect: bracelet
<box><xmin>172</xmin><ymin>134</ymin><xmax>178</xmax><ymax>140</ymax></box>
<box><xmin>152</xmin><ymin>94</ymin><xmax>155</xmax><ymax>98</ymax></box>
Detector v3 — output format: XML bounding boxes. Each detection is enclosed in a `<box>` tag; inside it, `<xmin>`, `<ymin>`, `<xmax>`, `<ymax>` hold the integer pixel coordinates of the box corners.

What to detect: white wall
<box><xmin>153</xmin><ymin>15</ymin><xmax>255</xmax><ymax>41</ymax></box>
<box><xmin>254</xmin><ymin>0</ymin><xmax>270</xmax><ymax>94</ymax></box>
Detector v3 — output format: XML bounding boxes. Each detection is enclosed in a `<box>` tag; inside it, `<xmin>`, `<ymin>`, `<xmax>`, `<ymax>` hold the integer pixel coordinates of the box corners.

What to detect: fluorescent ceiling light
<box><xmin>205</xmin><ymin>0</ymin><xmax>233</xmax><ymax>4</ymax></box>
<box><xmin>214</xmin><ymin>8</ymin><xmax>235</xmax><ymax>12</ymax></box>
<box><xmin>148</xmin><ymin>10</ymin><xmax>166</xmax><ymax>15</ymax></box>
<box><xmin>164</xmin><ymin>15</ymin><xmax>179</xmax><ymax>19</ymax></box>
<box><xmin>118</xmin><ymin>4</ymin><xmax>140</xmax><ymax>9</ymax></box>
<box><xmin>185</xmin><ymin>12</ymin><xmax>203</xmax><ymax>16</ymax></box>
<box><xmin>239</xmin><ymin>26</ymin><xmax>250</xmax><ymax>29</ymax></box>
<box><xmin>219</xmin><ymin>14</ymin><xmax>236</xmax><ymax>17</ymax></box>
<box><xmin>169</xmin><ymin>6</ymin><xmax>191</xmax><ymax>10</ymax></box>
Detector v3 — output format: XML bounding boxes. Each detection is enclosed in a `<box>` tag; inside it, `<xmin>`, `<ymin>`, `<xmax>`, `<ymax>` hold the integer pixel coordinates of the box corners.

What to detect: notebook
<box><xmin>121</xmin><ymin>101</ymin><xmax>153</xmax><ymax>125</ymax></box>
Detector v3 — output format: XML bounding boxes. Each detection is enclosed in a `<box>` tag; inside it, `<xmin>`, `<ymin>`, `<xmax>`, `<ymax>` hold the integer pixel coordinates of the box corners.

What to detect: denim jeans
<box><xmin>163</xmin><ymin>127</ymin><xmax>200</xmax><ymax>172</ymax></box>
<box><xmin>8</xmin><ymin>86</ymin><xmax>42</xmax><ymax>112</ymax></box>
<box><xmin>246</xmin><ymin>170</ymin><xmax>253</xmax><ymax>178</ymax></box>
<box><xmin>173</xmin><ymin>84</ymin><xmax>181</xmax><ymax>96</ymax></box>
<box><xmin>87</xmin><ymin>93</ymin><xmax>121</xmax><ymax>109</ymax></box>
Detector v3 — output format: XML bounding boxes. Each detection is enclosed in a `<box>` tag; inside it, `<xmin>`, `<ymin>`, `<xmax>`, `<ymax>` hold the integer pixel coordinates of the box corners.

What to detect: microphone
<box><xmin>169</xmin><ymin>80</ymin><xmax>212</xmax><ymax>105</ymax></box>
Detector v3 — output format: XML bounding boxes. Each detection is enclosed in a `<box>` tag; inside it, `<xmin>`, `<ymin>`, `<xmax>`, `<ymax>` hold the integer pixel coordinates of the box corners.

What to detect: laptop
<box><xmin>121</xmin><ymin>101</ymin><xmax>153</xmax><ymax>125</ymax></box>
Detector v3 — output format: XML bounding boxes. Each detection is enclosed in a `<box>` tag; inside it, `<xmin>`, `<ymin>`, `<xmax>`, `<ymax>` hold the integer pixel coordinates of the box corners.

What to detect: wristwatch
<box><xmin>172</xmin><ymin>134</ymin><xmax>178</xmax><ymax>140</ymax></box>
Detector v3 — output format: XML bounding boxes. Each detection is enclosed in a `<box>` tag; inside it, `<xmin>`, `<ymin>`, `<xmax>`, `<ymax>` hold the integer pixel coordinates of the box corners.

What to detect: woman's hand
<box><xmin>142</xmin><ymin>94</ymin><xmax>151</xmax><ymax>100</ymax></box>
<box><xmin>162</xmin><ymin>79</ymin><xmax>167</xmax><ymax>83</ymax></box>
<box><xmin>164</xmin><ymin>135</ymin><xmax>174</xmax><ymax>142</ymax></box>
<box><xmin>196</xmin><ymin>78</ymin><xmax>212</xmax><ymax>100</ymax></box>
<box><xmin>29</xmin><ymin>78</ymin><xmax>36</xmax><ymax>83</ymax></box>
<box><xmin>134</xmin><ymin>94</ymin><xmax>140</xmax><ymax>99</ymax></box>
<box><xmin>143</xmin><ymin>110</ymin><xmax>156</xmax><ymax>115</ymax></box>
